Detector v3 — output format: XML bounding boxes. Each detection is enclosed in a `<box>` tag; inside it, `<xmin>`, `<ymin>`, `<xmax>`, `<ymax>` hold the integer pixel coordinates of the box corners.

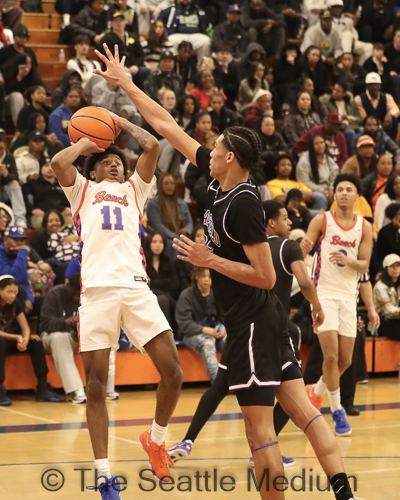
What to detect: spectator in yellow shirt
<box><xmin>266</xmin><ymin>153</ymin><xmax>314</xmax><ymax>206</ymax></box>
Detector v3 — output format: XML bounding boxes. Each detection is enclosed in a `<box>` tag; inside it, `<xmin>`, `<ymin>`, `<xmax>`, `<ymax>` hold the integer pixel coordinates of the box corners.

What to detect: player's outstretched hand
<box><xmin>93</xmin><ymin>44</ymin><xmax>129</xmax><ymax>86</ymax></box>
<box><xmin>312</xmin><ymin>306</ymin><xmax>324</xmax><ymax>329</ymax></box>
<box><xmin>78</xmin><ymin>137</ymin><xmax>105</xmax><ymax>156</ymax></box>
<box><xmin>173</xmin><ymin>235</ymin><xmax>212</xmax><ymax>267</ymax></box>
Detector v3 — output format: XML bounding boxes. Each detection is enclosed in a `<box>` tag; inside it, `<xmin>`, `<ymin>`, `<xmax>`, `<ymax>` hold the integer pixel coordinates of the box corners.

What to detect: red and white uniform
<box><xmin>62</xmin><ymin>171</ymin><xmax>171</xmax><ymax>352</ymax></box>
<box><xmin>312</xmin><ymin>211</ymin><xmax>365</xmax><ymax>337</ymax></box>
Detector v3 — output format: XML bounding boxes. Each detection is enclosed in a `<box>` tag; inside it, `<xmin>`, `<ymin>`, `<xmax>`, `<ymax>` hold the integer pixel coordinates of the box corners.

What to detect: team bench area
<box><xmin>3</xmin><ymin>337</ymin><xmax>399</xmax><ymax>391</ymax></box>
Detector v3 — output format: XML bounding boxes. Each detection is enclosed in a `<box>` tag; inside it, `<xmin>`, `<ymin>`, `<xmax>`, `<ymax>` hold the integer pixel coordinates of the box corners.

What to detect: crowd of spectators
<box><xmin>3</xmin><ymin>0</ymin><xmax>400</xmax><ymax>405</ymax></box>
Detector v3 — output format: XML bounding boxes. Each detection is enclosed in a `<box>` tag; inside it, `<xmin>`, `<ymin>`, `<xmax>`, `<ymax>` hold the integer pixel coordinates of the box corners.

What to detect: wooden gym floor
<box><xmin>0</xmin><ymin>377</ymin><xmax>399</xmax><ymax>500</ymax></box>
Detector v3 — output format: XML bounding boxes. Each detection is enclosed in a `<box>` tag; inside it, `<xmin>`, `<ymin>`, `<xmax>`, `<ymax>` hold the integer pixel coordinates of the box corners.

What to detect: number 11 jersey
<box><xmin>62</xmin><ymin>170</ymin><xmax>156</xmax><ymax>291</ymax></box>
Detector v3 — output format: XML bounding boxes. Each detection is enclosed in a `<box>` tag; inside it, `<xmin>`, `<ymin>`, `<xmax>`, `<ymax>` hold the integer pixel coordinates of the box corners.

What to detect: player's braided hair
<box><xmin>83</xmin><ymin>146</ymin><xmax>129</xmax><ymax>180</ymax></box>
<box><xmin>221</xmin><ymin>126</ymin><xmax>262</xmax><ymax>172</ymax></box>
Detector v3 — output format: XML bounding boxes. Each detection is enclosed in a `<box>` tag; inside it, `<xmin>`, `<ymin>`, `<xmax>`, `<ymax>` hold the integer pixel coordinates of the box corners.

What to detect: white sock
<box><xmin>151</xmin><ymin>419</ymin><xmax>168</xmax><ymax>445</ymax></box>
<box><xmin>314</xmin><ymin>377</ymin><xmax>327</xmax><ymax>397</ymax></box>
<box><xmin>62</xmin><ymin>13</ymin><xmax>70</xmax><ymax>27</ymax></box>
<box><xmin>95</xmin><ymin>458</ymin><xmax>111</xmax><ymax>486</ymax></box>
<box><xmin>75</xmin><ymin>388</ymin><xmax>85</xmax><ymax>397</ymax></box>
<box><xmin>327</xmin><ymin>388</ymin><xmax>342</xmax><ymax>412</ymax></box>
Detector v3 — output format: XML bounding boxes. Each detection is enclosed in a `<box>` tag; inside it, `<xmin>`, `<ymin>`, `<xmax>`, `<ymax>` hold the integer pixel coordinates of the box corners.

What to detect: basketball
<box><xmin>68</xmin><ymin>106</ymin><xmax>116</xmax><ymax>150</ymax></box>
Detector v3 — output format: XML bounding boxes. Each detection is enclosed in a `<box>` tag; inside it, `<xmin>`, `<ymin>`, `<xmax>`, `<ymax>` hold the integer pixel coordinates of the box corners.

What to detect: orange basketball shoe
<box><xmin>306</xmin><ymin>383</ymin><xmax>323</xmax><ymax>411</ymax></box>
<box><xmin>139</xmin><ymin>429</ymin><xmax>174</xmax><ymax>482</ymax></box>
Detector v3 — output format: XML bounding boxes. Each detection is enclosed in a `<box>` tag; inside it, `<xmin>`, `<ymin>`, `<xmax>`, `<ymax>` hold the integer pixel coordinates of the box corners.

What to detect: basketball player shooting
<box><xmin>93</xmin><ymin>44</ymin><xmax>356</xmax><ymax>500</ymax></box>
<box><xmin>51</xmin><ymin>114</ymin><xmax>183</xmax><ymax>499</ymax></box>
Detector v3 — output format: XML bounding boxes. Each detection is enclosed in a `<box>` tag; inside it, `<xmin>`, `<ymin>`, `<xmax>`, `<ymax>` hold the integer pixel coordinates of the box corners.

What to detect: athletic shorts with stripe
<box><xmin>226</xmin><ymin>294</ymin><xmax>285</xmax><ymax>392</ymax></box>
<box><xmin>78</xmin><ymin>287</ymin><xmax>171</xmax><ymax>353</ymax></box>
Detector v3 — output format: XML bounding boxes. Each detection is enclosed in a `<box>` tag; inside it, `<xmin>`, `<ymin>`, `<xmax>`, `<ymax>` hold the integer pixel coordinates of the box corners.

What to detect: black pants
<box><xmin>0</xmin><ymin>337</ymin><xmax>48</xmax><ymax>386</ymax></box>
<box><xmin>303</xmin><ymin>327</ymin><xmax>367</xmax><ymax>409</ymax></box>
<box><xmin>378</xmin><ymin>318</ymin><xmax>400</xmax><ymax>340</ymax></box>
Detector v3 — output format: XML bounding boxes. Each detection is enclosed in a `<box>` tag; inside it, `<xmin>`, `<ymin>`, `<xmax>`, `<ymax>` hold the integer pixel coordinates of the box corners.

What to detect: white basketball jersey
<box><xmin>62</xmin><ymin>171</ymin><xmax>156</xmax><ymax>291</ymax></box>
<box><xmin>312</xmin><ymin>211</ymin><xmax>365</xmax><ymax>301</ymax></box>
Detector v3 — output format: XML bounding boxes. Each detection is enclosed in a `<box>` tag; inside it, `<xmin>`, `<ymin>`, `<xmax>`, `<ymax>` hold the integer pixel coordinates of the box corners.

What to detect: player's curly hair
<box><xmin>83</xmin><ymin>146</ymin><xmax>129</xmax><ymax>180</ymax></box>
<box><xmin>333</xmin><ymin>173</ymin><xmax>362</xmax><ymax>195</ymax></box>
<box><xmin>221</xmin><ymin>126</ymin><xmax>262</xmax><ymax>172</ymax></box>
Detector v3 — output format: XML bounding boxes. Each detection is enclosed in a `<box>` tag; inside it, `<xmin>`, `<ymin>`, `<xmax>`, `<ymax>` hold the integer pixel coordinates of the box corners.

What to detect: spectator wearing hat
<box><xmin>353</xmin><ymin>115</ymin><xmax>400</xmax><ymax>164</ymax></box>
<box><xmin>373</xmin><ymin>253</ymin><xmax>400</xmax><ymax>340</ymax></box>
<box><xmin>363</xmin><ymin>42</ymin><xmax>397</xmax><ymax>99</ymax></box>
<box><xmin>212</xmin><ymin>5</ymin><xmax>248</xmax><ymax>58</ymax></box>
<box><xmin>355</xmin><ymin>72</ymin><xmax>400</xmax><ymax>140</ymax></box>
<box><xmin>108</xmin><ymin>0</ymin><xmax>139</xmax><ymax>38</ymax></box>
<box><xmin>241</xmin><ymin>0</ymin><xmax>286</xmax><ymax>59</ymax></box>
<box><xmin>320</xmin><ymin>81</ymin><xmax>362</xmax><ymax>153</ymax></box>
<box><xmin>0</xmin><ymin>225</ymin><xmax>37</xmax><ymax>314</ymax></box>
<box><xmin>284</xmin><ymin>189</ymin><xmax>313</xmax><ymax>231</ymax></box>
<box><xmin>15</xmin><ymin>131</ymin><xmax>50</xmax><ymax>185</ymax></box>
<box><xmin>144</xmin><ymin>50</ymin><xmax>183</xmax><ymax>102</ymax></box>
<box><xmin>242</xmin><ymin>88</ymin><xmax>273</xmax><ymax>129</ymax></box>
<box><xmin>342</xmin><ymin>134</ymin><xmax>378</xmax><ymax>178</ymax></box>
<box><xmin>301</xmin><ymin>0</ymin><xmax>328</xmax><ymax>27</ymax></box>
<box><xmin>300</xmin><ymin>10</ymin><xmax>343</xmax><ymax>66</ymax></box>
<box><xmin>0</xmin><ymin>24</ymin><xmax>37</xmax><ymax>68</ymax></box>
<box><xmin>356</xmin><ymin>0</ymin><xmax>396</xmax><ymax>44</ymax></box>
<box><xmin>293</xmin><ymin>112</ymin><xmax>348</xmax><ymax>168</ymax></box>
<box><xmin>374</xmin><ymin>173</ymin><xmax>400</xmax><ymax>231</ymax></box>
<box><xmin>97</xmin><ymin>12</ymin><xmax>150</xmax><ymax>90</ymax></box>
<box><xmin>22</xmin><ymin>161</ymin><xmax>72</xmax><ymax>231</ymax></box>
<box><xmin>157</xmin><ymin>0</ymin><xmax>212</xmax><ymax>65</ymax></box>
<box><xmin>328</xmin><ymin>0</ymin><xmax>372</xmax><ymax>65</ymax></box>
<box><xmin>266</xmin><ymin>153</ymin><xmax>314</xmax><ymax>205</ymax></box>
<box><xmin>0</xmin><ymin>132</ymin><xmax>26</xmax><ymax>228</ymax></box>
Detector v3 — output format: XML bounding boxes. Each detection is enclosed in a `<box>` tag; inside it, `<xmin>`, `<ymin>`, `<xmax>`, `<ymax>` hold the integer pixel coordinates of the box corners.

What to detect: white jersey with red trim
<box><xmin>312</xmin><ymin>210</ymin><xmax>364</xmax><ymax>301</ymax></box>
<box><xmin>62</xmin><ymin>170</ymin><xmax>155</xmax><ymax>291</ymax></box>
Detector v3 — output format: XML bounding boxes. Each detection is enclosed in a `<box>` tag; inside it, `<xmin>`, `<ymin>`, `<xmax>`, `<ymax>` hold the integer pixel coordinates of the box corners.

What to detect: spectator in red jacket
<box><xmin>292</xmin><ymin>112</ymin><xmax>348</xmax><ymax>168</ymax></box>
<box><xmin>242</xmin><ymin>88</ymin><xmax>273</xmax><ymax>129</ymax></box>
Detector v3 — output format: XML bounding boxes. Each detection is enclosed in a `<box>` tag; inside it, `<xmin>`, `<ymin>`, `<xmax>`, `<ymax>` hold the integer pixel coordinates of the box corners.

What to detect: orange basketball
<box><xmin>68</xmin><ymin>106</ymin><xmax>116</xmax><ymax>150</ymax></box>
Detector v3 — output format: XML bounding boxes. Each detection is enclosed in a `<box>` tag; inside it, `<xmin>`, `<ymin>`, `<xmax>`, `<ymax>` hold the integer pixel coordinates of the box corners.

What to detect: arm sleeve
<box><xmin>226</xmin><ymin>194</ymin><xmax>268</xmax><ymax>245</ymax></box>
<box><xmin>195</xmin><ymin>146</ymin><xmax>212</xmax><ymax>183</ymax></box>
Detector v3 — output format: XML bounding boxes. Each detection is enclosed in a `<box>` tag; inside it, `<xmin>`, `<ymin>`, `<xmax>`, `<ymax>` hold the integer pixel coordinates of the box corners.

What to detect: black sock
<box><xmin>274</xmin><ymin>402</ymin><xmax>291</xmax><ymax>436</ymax></box>
<box><xmin>184</xmin><ymin>367</ymin><xmax>229</xmax><ymax>443</ymax></box>
<box><xmin>330</xmin><ymin>473</ymin><xmax>354</xmax><ymax>500</ymax></box>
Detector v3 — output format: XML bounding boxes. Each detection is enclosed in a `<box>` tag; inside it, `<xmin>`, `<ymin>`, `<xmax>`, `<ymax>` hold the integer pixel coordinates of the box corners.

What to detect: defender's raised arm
<box><xmin>94</xmin><ymin>44</ymin><xmax>200</xmax><ymax>165</ymax></box>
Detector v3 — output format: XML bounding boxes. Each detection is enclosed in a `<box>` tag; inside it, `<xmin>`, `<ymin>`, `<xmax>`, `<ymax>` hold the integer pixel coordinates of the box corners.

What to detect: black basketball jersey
<box><xmin>267</xmin><ymin>235</ymin><xmax>304</xmax><ymax>316</ymax></box>
<box><xmin>196</xmin><ymin>146</ymin><xmax>271</xmax><ymax>328</ymax></box>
